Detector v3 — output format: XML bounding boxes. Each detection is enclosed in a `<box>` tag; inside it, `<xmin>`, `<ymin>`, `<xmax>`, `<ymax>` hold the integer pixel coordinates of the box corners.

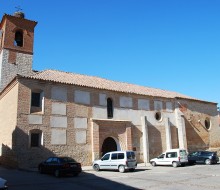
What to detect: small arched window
<box><xmin>107</xmin><ymin>98</ymin><xmax>113</xmax><ymax>118</ymax></box>
<box><xmin>14</xmin><ymin>30</ymin><xmax>23</xmax><ymax>47</ymax></box>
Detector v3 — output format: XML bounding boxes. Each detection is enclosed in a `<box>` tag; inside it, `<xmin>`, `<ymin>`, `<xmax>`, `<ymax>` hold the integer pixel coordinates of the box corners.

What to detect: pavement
<box><xmin>82</xmin><ymin>162</ymin><xmax>151</xmax><ymax>171</ymax></box>
<box><xmin>18</xmin><ymin>162</ymin><xmax>151</xmax><ymax>172</ymax></box>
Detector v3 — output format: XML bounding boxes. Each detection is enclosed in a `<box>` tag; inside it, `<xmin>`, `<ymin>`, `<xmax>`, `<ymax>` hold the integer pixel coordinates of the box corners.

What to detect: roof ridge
<box><xmin>21</xmin><ymin>69</ymin><xmax>207</xmax><ymax>102</ymax></box>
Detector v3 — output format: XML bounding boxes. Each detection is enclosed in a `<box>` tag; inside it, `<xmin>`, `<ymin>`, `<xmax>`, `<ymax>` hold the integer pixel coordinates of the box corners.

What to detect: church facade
<box><xmin>0</xmin><ymin>12</ymin><xmax>219</xmax><ymax>169</ymax></box>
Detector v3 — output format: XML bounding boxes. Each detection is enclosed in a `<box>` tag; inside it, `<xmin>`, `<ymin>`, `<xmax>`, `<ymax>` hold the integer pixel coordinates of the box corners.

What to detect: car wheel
<box><xmin>172</xmin><ymin>162</ymin><xmax>178</xmax><ymax>168</ymax></box>
<box><xmin>151</xmin><ymin>161</ymin><xmax>156</xmax><ymax>167</ymax></box>
<box><xmin>54</xmin><ymin>170</ymin><xmax>60</xmax><ymax>177</ymax></box>
<box><xmin>118</xmin><ymin>165</ymin><xmax>125</xmax><ymax>173</ymax></box>
<box><xmin>93</xmin><ymin>164</ymin><xmax>100</xmax><ymax>171</ymax></box>
<box><xmin>205</xmin><ymin>159</ymin><xmax>211</xmax><ymax>165</ymax></box>
<box><xmin>129</xmin><ymin>168</ymin><xmax>135</xmax><ymax>172</ymax></box>
<box><xmin>73</xmin><ymin>173</ymin><xmax>79</xmax><ymax>177</ymax></box>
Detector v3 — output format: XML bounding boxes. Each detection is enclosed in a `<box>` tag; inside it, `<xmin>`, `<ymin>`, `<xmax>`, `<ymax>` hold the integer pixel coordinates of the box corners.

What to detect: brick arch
<box><xmin>101</xmin><ymin>137</ymin><xmax>118</xmax><ymax>156</ymax></box>
<box><xmin>100</xmin><ymin>132</ymin><xmax>125</xmax><ymax>153</ymax></box>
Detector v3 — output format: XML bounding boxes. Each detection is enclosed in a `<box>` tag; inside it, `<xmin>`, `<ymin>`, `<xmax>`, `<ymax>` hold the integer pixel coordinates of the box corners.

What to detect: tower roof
<box><xmin>0</xmin><ymin>13</ymin><xmax>37</xmax><ymax>30</ymax></box>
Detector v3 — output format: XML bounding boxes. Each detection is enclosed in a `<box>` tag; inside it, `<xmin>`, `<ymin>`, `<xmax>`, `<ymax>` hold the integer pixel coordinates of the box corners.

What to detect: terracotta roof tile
<box><xmin>23</xmin><ymin>69</ymin><xmax>201</xmax><ymax>101</ymax></box>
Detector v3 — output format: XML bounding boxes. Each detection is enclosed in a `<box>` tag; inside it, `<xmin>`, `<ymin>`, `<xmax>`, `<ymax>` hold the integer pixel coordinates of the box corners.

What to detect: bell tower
<box><xmin>0</xmin><ymin>11</ymin><xmax>37</xmax><ymax>92</ymax></box>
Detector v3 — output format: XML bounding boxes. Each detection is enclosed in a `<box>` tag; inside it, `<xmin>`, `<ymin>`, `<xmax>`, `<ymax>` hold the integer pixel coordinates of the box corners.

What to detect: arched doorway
<box><xmin>101</xmin><ymin>137</ymin><xmax>118</xmax><ymax>156</ymax></box>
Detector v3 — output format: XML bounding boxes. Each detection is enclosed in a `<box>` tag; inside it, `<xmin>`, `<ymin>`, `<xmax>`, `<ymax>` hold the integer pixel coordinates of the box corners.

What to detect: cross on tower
<box><xmin>15</xmin><ymin>6</ymin><xmax>22</xmax><ymax>12</ymax></box>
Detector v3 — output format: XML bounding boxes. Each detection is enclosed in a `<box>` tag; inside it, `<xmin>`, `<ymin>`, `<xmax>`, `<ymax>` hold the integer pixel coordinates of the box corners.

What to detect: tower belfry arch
<box><xmin>0</xmin><ymin>11</ymin><xmax>37</xmax><ymax>92</ymax></box>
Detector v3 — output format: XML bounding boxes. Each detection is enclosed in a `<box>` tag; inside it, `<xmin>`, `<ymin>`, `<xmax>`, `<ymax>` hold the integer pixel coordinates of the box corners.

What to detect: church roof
<box><xmin>22</xmin><ymin>69</ymin><xmax>204</xmax><ymax>101</ymax></box>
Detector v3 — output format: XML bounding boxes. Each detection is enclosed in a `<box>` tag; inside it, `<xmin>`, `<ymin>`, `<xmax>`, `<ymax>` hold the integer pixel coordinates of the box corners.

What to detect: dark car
<box><xmin>188</xmin><ymin>151</ymin><xmax>219</xmax><ymax>165</ymax></box>
<box><xmin>38</xmin><ymin>157</ymin><xmax>82</xmax><ymax>177</ymax></box>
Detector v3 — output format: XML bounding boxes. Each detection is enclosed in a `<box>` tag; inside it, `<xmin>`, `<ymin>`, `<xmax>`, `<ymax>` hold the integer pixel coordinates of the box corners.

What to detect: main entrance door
<box><xmin>101</xmin><ymin>137</ymin><xmax>117</xmax><ymax>156</ymax></box>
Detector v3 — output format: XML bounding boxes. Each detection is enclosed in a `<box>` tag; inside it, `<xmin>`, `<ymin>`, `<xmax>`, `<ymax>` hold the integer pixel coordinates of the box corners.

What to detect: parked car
<box><xmin>38</xmin><ymin>157</ymin><xmax>82</xmax><ymax>177</ymax></box>
<box><xmin>0</xmin><ymin>177</ymin><xmax>8</xmax><ymax>190</ymax></box>
<box><xmin>188</xmin><ymin>151</ymin><xmax>219</xmax><ymax>165</ymax></box>
<box><xmin>92</xmin><ymin>151</ymin><xmax>137</xmax><ymax>173</ymax></box>
<box><xmin>150</xmin><ymin>148</ymin><xmax>188</xmax><ymax>168</ymax></box>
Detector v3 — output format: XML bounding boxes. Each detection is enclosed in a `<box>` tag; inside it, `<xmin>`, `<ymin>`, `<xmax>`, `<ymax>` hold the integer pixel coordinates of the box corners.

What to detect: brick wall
<box><xmin>1</xmin><ymin>77</ymin><xmax>219</xmax><ymax>169</ymax></box>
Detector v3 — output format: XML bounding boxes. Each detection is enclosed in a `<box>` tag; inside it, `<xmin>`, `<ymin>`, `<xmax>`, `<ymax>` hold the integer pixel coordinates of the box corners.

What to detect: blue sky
<box><xmin>1</xmin><ymin>0</ymin><xmax>220</xmax><ymax>106</ymax></box>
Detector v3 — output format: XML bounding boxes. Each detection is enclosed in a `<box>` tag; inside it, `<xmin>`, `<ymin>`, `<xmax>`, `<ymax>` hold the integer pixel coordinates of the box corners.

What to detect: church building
<box><xmin>0</xmin><ymin>12</ymin><xmax>219</xmax><ymax>169</ymax></box>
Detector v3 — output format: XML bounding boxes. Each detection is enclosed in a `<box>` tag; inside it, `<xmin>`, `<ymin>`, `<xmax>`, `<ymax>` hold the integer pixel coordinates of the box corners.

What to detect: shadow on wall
<box><xmin>0</xmin><ymin>127</ymin><xmax>56</xmax><ymax>169</ymax></box>
<box><xmin>185</xmin><ymin>118</ymin><xmax>208</xmax><ymax>152</ymax></box>
<box><xmin>146</xmin><ymin>120</ymin><xmax>163</xmax><ymax>159</ymax></box>
<box><xmin>0</xmin><ymin>127</ymin><xmax>142</xmax><ymax>190</ymax></box>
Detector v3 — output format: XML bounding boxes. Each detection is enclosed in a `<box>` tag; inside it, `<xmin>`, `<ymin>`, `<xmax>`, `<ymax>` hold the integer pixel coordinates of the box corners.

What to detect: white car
<box><xmin>150</xmin><ymin>148</ymin><xmax>188</xmax><ymax>168</ymax></box>
<box><xmin>0</xmin><ymin>177</ymin><xmax>8</xmax><ymax>190</ymax></box>
<box><xmin>93</xmin><ymin>151</ymin><xmax>137</xmax><ymax>173</ymax></box>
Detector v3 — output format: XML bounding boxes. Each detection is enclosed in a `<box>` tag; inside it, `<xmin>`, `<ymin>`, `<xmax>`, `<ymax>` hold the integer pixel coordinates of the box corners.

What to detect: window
<box><xmin>118</xmin><ymin>153</ymin><xmax>124</xmax><ymax>159</ymax></box>
<box><xmin>30</xmin><ymin>129</ymin><xmax>42</xmax><ymax>147</ymax></box>
<box><xmin>102</xmin><ymin>154</ymin><xmax>110</xmax><ymax>161</ymax></box>
<box><xmin>111</xmin><ymin>153</ymin><xmax>118</xmax><ymax>160</ymax></box>
<box><xmin>126</xmin><ymin>152</ymin><xmax>136</xmax><ymax>159</ymax></box>
<box><xmin>158</xmin><ymin>154</ymin><xmax>165</xmax><ymax>159</ymax></box>
<box><xmin>107</xmin><ymin>98</ymin><xmax>113</xmax><ymax>118</ymax></box>
<box><xmin>31</xmin><ymin>90</ymin><xmax>44</xmax><ymax>113</ymax></box>
<box><xmin>155</xmin><ymin>112</ymin><xmax>162</xmax><ymax>121</ymax></box>
<box><xmin>31</xmin><ymin>92</ymin><xmax>41</xmax><ymax>107</ymax></box>
<box><xmin>166</xmin><ymin>152</ymin><xmax>177</xmax><ymax>158</ymax></box>
<box><xmin>205</xmin><ymin>118</ymin><xmax>211</xmax><ymax>130</ymax></box>
<box><xmin>46</xmin><ymin>158</ymin><xmax>53</xmax><ymax>163</ymax></box>
<box><xmin>14</xmin><ymin>30</ymin><xmax>23</xmax><ymax>47</ymax></box>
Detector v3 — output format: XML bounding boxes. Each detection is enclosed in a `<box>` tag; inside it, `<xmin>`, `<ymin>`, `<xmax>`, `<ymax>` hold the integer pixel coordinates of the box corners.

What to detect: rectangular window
<box><xmin>31</xmin><ymin>133</ymin><xmax>40</xmax><ymax>147</ymax></box>
<box><xmin>166</xmin><ymin>152</ymin><xmax>177</xmax><ymax>158</ymax></box>
<box><xmin>118</xmin><ymin>153</ymin><xmax>124</xmax><ymax>160</ymax></box>
<box><xmin>111</xmin><ymin>153</ymin><xmax>118</xmax><ymax>160</ymax></box>
<box><xmin>31</xmin><ymin>92</ymin><xmax>41</xmax><ymax>107</ymax></box>
<box><xmin>30</xmin><ymin>91</ymin><xmax>44</xmax><ymax>113</ymax></box>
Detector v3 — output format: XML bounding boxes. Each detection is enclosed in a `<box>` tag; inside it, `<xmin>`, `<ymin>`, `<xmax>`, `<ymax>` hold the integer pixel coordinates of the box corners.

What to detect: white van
<box><xmin>150</xmin><ymin>148</ymin><xmax>188</xmax><ymax>168</ymax></box>
<box><xmin>92</xmin><ymin>151</ymin><xmax>137</xmax><ymax>173</ymax></box>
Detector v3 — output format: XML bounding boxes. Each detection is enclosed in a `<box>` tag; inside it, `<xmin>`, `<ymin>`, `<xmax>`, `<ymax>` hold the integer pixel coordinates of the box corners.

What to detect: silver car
<box><xmin>92</xmin><ymin>151</ymin><xmax>137</xmax><ymax>173</ymax></box>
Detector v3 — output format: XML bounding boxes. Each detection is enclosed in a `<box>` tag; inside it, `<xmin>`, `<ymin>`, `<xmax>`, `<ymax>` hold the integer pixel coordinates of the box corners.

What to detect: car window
<box><xmin>102</xmin><ymin>154</ymin><xmax>110</xmax><ymax>161</ymax></box>
<box><xmin>60</xmin><ymin>157</ymin><xmax>76</xmax><ymax>163</ymax></box>
<box><xmin>46</xmin><ymin>158</ymin><xmax>53</xmax><ymax>163</ymax></box>
<box><xmin>111</xmin><ymin>153</ymin><xmax>118</xmax><ymax>160</ymax></box>
<box><xmin>51</xmin><ymin>158</ymin><xmax>59</xmax><ymax>164</ymax></box>
<box><xmin>190</xmin><ymin>152</ymin><xmax>198</xmax><ymax>156</ymax></box>
<box><xmin>180</xmin><ymin>150</ymin><xmax>187</xmax><ymax>156</ymax></box>
<box><xmin>158</xmin><ymin>154</ymin><xmax>165</xmax><ymax>159</ymax></box>
<box><xmin>118</xmin><ymin>153</ymin><xmax>124</xmax><ymax>159</ymax></box>
<box><xmin>127</xmin><ymin>152</ymin><xmax>136</xmax><ymax>159</ymax></box>
<box><xmin>166</xmin><ymin>152</ymin><xmax>177</xmax><ymax>158</ymax></box>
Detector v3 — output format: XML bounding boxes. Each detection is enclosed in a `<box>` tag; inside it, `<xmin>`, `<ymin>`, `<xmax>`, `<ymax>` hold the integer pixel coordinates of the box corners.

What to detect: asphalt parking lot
<box><xmin>1</xmin><ymin>163</ymin><xmax>220</xmax><ymax>190</ymax></box>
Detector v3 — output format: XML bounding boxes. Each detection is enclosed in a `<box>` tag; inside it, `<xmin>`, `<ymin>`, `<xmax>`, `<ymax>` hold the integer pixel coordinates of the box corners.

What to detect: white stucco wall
<box><xmin>28</xmin><ymin>115</ymin><xmax>43</xmax><ymax>124</ymax></box>
<box><xmin>0</xmin><ymin>83</ymin><xmax>18</xmax><ymax>150</ymax></box>
<box><xmin>92</xmin><ymin>107</ymin><xmax>176</xmax><ymax>126</ymax></box>
<box><xmin>51</xmin><ymin>86</ymin><xmax>67</xmax><ymax>102</ymax></box>
<box><xmin>138</xmin><ymin>99</ymin><xmax>150</xmax><ymax>110</ymax></box>
<box><xmin>74</xmin><ymin>118</ymin><xmax>88</xmax><ymax>129</ymax></box>
<box><xmin>99</xmin><ymin>93</ymin><xmax>107</xmax><ymax>106</ymax></box>
<box><xmin>51</xmin><ymin>129</ymin><xmax>66</xmax><ymax>145</ymax></box>
<box><xmin>74</xmin><ymin>90</ymin><xmax>90</xmax><ymax>105</ymax></box>
<box><xmin>75</xmin><ymin>131</ymin><xmax>87</xmax><ymax>144</ymax></box>
<box><xmin>50</xmin><ymin>116</ymin><xmax>67</xmax><ymax>128</ymax></box>
<box><xmin>52</xmin><ymin>102</ymin><xmax>66</xmax><ymax>115</ymax></box>
<box><xmin>120</xmin><ymin>96</ymin><xmax>133</xmax><ymax>108</ymax></box>
<box><xmin>0</xmin><ymin>50</ymin><xmax>3</xmax><ymax>84</ymax></box>
<box><xmin>154</xmin><ymin>100</ymin><xmax>163</xmax><ymax>110</ymax></box>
